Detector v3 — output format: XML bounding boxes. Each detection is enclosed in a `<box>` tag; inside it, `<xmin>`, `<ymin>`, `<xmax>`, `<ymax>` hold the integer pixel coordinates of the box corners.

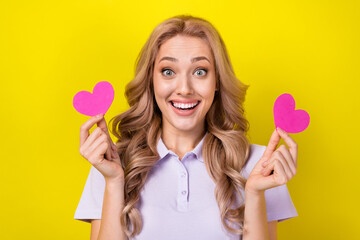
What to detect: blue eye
<box><xmin>162</xmin><ymin>68</ymin><xmax>174</xmax><ymax>77</ymax></box>
<box><xmin>195</xmin><ymin>69</ymin><xmax>207</xmax><ymax>76</ymax></box>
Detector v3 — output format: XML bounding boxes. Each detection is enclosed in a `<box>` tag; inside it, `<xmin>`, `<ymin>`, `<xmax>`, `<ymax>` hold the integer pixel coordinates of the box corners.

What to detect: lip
<box><xmin>169</xmin><ymin>100</ymin><xmax>200</xmax><ymax>116</ymax></box>
<box><xmin>169</xmin><ymin>99</ymin><xmax>201</xmax><ymax>104</ymax></box>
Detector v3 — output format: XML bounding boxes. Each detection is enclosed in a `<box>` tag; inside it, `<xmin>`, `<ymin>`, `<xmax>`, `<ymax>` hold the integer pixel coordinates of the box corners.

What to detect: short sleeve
<box><xmin>74</xmin><ymin>165</ymin><xmax>105</xmax><ymax>223</ymax></box>
<box><xmin>240</xmin><ymin>144</ymin><xmax>298</xmax><ymax>222</ymax></box>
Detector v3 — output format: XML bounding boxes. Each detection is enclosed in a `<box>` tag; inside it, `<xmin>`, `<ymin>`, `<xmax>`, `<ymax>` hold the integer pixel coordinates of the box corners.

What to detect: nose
<box><xmin>176</xmin><ymin>75</ymin><xmax>194</xmax><ymax>96</ymax></box>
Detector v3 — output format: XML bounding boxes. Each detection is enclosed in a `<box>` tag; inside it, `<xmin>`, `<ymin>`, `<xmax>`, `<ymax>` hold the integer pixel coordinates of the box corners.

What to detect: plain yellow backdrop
<box><xmin>1</xmin><ymin>0</ymin><xmax>359</xmax><ymax>239</ymax></box>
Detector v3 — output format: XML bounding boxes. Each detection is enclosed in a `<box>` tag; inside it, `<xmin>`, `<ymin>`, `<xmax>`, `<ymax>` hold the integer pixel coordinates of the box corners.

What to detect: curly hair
<box><xmin>108</xmin><ymin>14</ymin><xmax>251</xmax><ymax>238</ymax></box>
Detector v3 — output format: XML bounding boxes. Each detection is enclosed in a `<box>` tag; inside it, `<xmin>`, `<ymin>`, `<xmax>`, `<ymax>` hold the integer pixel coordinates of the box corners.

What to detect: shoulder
<box><xmin>240</xmin><ymin>144</ymin><xmax>267</xmax><ymax>179</ymax></box>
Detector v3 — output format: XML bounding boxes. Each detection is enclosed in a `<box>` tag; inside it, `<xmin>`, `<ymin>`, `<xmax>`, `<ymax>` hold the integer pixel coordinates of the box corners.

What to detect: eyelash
<box><xmin>161</xmin><ymin>68</ymin><xmax>208</xmax><ymax>77</ymax></box>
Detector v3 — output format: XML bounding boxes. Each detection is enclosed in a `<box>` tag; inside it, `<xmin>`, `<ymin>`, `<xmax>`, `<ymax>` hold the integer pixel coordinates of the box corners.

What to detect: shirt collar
<box><xmin>156</xmin><ymin>132</ymin><xmax>208</xmax><ymax>163</ymax></box>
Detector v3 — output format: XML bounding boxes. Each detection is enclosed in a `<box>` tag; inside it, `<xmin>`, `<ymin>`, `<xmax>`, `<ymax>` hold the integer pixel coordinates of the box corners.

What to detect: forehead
<box><xmin>156</xmin><ymin>35</ymin><xmax>213</xmax><ymax>62</ymax></box>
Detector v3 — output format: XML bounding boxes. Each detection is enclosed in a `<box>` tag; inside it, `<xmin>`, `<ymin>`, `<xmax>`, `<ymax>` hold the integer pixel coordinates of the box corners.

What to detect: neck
<box><xmin>161</xmin><ymin>122</ymin><xmax>206</xmax><ymax>160</ymax></box>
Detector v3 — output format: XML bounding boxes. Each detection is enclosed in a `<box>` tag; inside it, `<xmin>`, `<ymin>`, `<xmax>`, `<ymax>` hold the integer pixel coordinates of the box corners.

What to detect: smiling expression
<box><xmin>153</xmin><ymin>34</ymin><xmax>218</xmax><ymax>134</ymax></box>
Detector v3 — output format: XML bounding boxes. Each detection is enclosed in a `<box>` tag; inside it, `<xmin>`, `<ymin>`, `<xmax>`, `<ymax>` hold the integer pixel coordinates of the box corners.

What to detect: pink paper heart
<box><xmin>73</xmin><ymin>81</ymin><xmax>114</xmax><ymax>116</ymax></box>
<box><xmin>273</xmin><ymin>93</ymin><xmax>310</xmax><ymax>133</ymax></box>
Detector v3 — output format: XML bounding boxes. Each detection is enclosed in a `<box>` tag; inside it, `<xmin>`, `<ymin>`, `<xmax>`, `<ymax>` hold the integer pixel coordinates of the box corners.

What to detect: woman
<box><xmin>74</xmin><ymin>15</ymin><xmax>298</xmax><ymax>240</ymax></box>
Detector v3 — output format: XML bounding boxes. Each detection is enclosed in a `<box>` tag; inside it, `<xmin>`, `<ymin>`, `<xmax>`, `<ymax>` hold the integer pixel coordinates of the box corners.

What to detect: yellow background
<box><xmin>1</xmin><ymin>0</ymin><xmax>359</xmax><ymax>239</ymax></box>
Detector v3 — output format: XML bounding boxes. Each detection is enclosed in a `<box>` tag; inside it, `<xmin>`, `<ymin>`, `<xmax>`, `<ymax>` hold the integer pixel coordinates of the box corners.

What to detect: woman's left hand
<box><xmin>245</xmin><ymin>127</ymin><xmax>298</xmax><ymax>193</ymax></box>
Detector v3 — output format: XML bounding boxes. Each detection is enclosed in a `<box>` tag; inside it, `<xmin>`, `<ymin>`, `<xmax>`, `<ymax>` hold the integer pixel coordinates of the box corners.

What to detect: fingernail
<box><xmin>277</xmin><ymin>127</ymin><xmax>284</xmax><ymax>133</ymax></box>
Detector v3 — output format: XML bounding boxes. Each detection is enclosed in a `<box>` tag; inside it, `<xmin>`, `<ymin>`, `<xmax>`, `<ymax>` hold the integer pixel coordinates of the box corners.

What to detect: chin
<box><xmin>171</xmin><ymin>118</ymin><xmax>204</xmax><ymax>132</ymax></box>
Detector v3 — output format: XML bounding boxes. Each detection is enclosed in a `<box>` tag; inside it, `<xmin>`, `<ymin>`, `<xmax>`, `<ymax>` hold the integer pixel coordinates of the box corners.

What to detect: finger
<box><xmin>87</xmin><ymin>132</ymin><xmax>107</xmax><ymax>153</ymax></box>
<box><xmin>276</xmin><ymin>151</ymin><xmax>294</xmax><ymax>180</ymax></box>
<box><xmin>79</xmin><ymin>127</ymin><xmax>103</xmax><ymax>157</ymax></box>
<box><xmin>276</xmin><ymin>144</ymin><xmax>297</xmax><ymax>175</ymax></box>
<box><xmin>97</xmin><ymin>115</ymin><xmax>112</xmax><ymax>142</ymax></box>
<box><xmin>88</xmin><ymin>128</ymin><xmax>113</xmax><ymax>161</ymax></box>
<box><xmin>261</xmin><ymin>150</ymin><xmax>282</xmax><ymax>176</ymax></box>
<box><xmin>273</xmin><ymin>160</ymin><xmax>289</xmax><ymax>185</ymax></box>
<box><xmin>81</xmin><ymin>127</ymin><xmax>102</xmax><ymax>151</ymax></box>
<box><xmin>276</xmin><ymin>127</ymin><xmax>298</xmax><ymax>167</ymax></box>
<box><xmin>262</xmin><ymin>129</ymin><xmax>281</xmax><ymax>162</ymax></box>
<box><xmin>89</xmin><ymin>141</ymin><xmax>109</xmax><ymax>166</ymax></box>
<box><xmin>87</xmin><ymin>132</ymin><xmax>112</xmax><ymax>161</ymax></box>
<box><xmin>80</xmin><ymin>114</ymin><xmax>104</xmax><ymax>146</ymax></box>
<box><xmin>261</xmin><ymin>149</ymin><xmax>289</xmax><ymax>176</ymax></box>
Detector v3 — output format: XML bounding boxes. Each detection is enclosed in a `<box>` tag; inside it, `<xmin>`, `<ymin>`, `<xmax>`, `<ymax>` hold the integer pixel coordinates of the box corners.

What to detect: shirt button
<box><xmin>181</xmin><ymin>173</ymin><xmax>186</xmax><ymax>178</ymax></box>
<box><xmin>181</xmin><ymin>190</ymin><xmax>187</xmax><ymax>195</ymax></box>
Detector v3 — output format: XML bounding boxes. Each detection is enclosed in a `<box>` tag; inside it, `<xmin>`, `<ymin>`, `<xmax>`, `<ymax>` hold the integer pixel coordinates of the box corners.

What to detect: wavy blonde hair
<box><xmin>108</xmin><ymin>14</ymin><xmax>251</xmax><ymax>238</ymax></box>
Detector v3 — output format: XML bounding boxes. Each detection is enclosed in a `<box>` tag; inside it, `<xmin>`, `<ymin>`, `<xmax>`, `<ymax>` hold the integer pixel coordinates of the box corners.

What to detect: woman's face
<box><xmin>153</xmin><ymin>35</ymin><xmax>217</xmax><ymax>134</ymax></box>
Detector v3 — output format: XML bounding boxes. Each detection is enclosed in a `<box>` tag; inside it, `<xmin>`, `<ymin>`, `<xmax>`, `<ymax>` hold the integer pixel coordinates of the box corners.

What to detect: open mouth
<box><xmin>170</xmin><ymin>101</ymin><xmax>200</xmax><ymax>111</ymax></box>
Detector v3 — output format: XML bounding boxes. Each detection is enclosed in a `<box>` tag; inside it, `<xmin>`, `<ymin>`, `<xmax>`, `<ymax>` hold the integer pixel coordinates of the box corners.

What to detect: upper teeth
<box><xmin>172</xmin><ymin>102</ymin><xmax>198</xmax><ymax>109</ymax></box>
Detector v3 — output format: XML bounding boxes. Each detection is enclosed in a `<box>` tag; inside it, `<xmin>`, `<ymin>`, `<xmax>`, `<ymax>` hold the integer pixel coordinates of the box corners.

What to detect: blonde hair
<box><xmin>109</xmin><ymin>14</ymin><xmax>251</xmax><ymax>238</ymax></box>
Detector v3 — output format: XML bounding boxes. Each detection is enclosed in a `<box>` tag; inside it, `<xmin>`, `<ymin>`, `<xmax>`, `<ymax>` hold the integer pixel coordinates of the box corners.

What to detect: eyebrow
<box><xmin>158</xmin><ymin>56</ymin><xmax>211</xmax><ymax>64</ymax></box>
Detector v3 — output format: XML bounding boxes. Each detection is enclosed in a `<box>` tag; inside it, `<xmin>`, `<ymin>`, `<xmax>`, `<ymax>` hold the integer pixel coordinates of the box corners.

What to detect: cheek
<box><xmin>196</xmin><ymin>82</ymin><xmax>216</xmax><ymax>99</ymax></box>
<box><xmin>153</xmin><ymin>79</ymin><xmax>170</xmax><ymax>106</ymax></box>
<box><xmin>197</xmin><ymin>87</ymin><xmax>216</xmax><ymax>111</ymax></box>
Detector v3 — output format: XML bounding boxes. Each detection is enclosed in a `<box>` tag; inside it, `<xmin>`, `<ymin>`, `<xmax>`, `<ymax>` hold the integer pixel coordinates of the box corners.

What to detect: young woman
<box><xmin>74</xmin><ymin>15</ymin><xmax>298</xmax><ymax>240</ymax></box>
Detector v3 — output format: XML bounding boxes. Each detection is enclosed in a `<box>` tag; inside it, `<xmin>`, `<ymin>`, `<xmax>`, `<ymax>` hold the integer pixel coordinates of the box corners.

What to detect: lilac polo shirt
<box><xmin>74</xmin><ymin>133</ymin><xmax>298</xmax><ymax>239</ymax></box>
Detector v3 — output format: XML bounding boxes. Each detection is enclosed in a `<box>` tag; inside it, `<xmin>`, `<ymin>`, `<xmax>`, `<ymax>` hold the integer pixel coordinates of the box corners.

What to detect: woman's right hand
<box><xmin>79</xmin><ymin>113</ymin><xmax>124</xmax><ymax>183</ymax></box>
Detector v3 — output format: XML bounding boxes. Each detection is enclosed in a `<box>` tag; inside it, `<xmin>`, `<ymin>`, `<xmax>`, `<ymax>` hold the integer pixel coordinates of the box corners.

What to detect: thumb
<box><xmin>251</xmin><ymin>129</ymin><xmax>281</xmax><ymax>174</ymax></box>
<box><xmin>111</xmin><ymin>142</ymin><xmax>121</xmax><ymax>162</ymax></box>
<box><xmin>256</xmin><ymin>174</ymin><xmax>278</xmax><ymax>191</ymax></box>
<box><xmin>258</xmin><ymin>129</ymin><xmax>281</xmax><ymax>168</ymax></box>
<box><xmin>96</xmin><ymin>114</ymin><xmax>112</xmax><ymax>139</ymax></box>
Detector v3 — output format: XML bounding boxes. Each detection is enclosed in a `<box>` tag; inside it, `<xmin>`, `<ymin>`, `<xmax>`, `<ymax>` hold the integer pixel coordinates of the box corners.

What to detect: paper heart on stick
<box><xmin>73</xmin><ymin>81</ymin><xmax>114</xmax><ymax>116</ymax></box>
<box><xmin>273</xmin><ymin>93</ymin><xmax>310</xmax><ymax>133</ymax></box>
